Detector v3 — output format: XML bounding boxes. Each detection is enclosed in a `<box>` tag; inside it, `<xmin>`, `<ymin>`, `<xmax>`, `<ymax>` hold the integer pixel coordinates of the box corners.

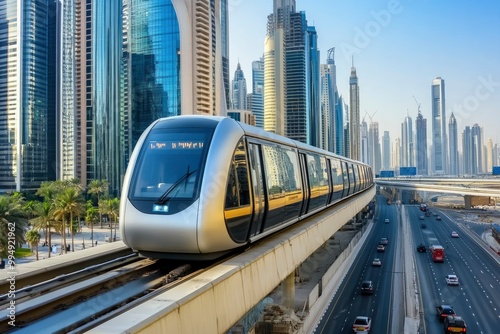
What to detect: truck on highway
<box><xmin>430</xmin><ymin>245</ymin><xmax>445</xmax><ymax>262</ymax></box>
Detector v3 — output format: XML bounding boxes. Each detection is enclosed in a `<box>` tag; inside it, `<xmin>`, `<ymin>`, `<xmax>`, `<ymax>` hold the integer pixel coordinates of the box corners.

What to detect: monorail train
<box><xmin>120</xmin><ymin>115</ymin><xmax>373</xmax><ymax>260</ymax></box>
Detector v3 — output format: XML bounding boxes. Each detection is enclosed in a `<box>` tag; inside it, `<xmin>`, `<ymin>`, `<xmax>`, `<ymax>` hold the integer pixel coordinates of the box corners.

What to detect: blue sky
<box><xmin>228</xmin><ymin>0</ymin><xmax>500</xmax><ymax>145</ymax></box>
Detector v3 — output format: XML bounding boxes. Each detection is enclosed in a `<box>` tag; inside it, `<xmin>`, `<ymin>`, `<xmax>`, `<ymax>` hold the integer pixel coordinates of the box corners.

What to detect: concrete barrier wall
<box><xmin>302</xmin><ymin>224</ymin><xmax>372</xmax><ymax>333</ymax></box>
<box><xmin>401</xmin><ymin>205</ymin><xmax>420</xmax><ymax>333</ymax></box>
<box><xmin>90</xmin><ymin>188</ymin><xmax>375</xmax><ymax>334</ymax></box>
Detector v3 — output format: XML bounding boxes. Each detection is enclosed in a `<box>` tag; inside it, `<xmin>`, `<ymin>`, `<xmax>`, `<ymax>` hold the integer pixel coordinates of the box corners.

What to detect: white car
<box><xmin>384</xmin><ymin>218</ymin><xmax>390</xmax><ymax>224</ymax></box>
<box><xmin>451</xmin><ymin>231</ymin><xmax>459</xmax><ymax>238</ymax></box>
<box><xmin>372</xmin><ymin>258</ymin><xmax>382</xmax><ymax>266</ymax></box>
<box><xmin>352</xmin><ymin>315</ymin><xmax>372</xmax><ymax>332</ymax></box>
<box><xmin>445</xmin><ymin>274</ymin><xmax>459</xmax><ymax>285</ymax></box>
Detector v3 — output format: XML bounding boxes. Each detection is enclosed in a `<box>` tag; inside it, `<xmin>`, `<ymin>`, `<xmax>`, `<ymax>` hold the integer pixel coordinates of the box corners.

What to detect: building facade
<box><xmin>349</xmin><ymin>61</ymin><xmax>360</xmax><ymax>160</ymax></box>
<box><xmin>0</xmin><ymin>0</ymin><xmax>58</xmax><ymax>192</ymax></box>
<box><xmin>448</xmin><ymin>113</ymin><xmax>458</xmax><ymax>175</ymax></box>
<box><xmin>401</xmin><ymin>115</ymin><xmax>413</xmax><ymax>167</ymax></box>
<box><xmin>415</xmin><ymin>112</ymin><xmax>428</xmax><ymax>175</ymax></box>
<box><xmin>381</xmin><ymin>131</ymin><xmax>391</xmax><ymax>171</ymax></box>
<box><xmin>231</xmin><ymin>63</ymin><xmax>247</xmax><ymax>110</ymax></box>
<box><xmin>251</xmin><ymin>58</ymin><xmax>265</xmax><ymax>128</ymax></box>
<box><xmin>431</xmin><ymin>77</ymin><xmax>447</xmax><ymax>175</ymax></box>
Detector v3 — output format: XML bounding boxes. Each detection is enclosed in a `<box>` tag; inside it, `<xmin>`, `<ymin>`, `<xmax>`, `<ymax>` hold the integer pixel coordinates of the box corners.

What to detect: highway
<box><xmin>314</xmin><ymin>196</ymin><xmax>500</xmax><ymax>334</ymax></box>
<box><xmin>314</xmin><ymin>196</ymin><xmax>402</xmax><ymax>333</ymax></box>
<box><xmin>410</xmin><ymin>205</ymin><xmax>500</xmax><ymax>334</ymax></box>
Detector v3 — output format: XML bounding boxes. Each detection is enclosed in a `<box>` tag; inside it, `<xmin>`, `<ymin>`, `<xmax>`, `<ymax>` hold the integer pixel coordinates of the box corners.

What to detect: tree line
<box><xmin>0</xmin><ymin>179</ymin><xmax>119</xmax><ymax>262</ymax></box>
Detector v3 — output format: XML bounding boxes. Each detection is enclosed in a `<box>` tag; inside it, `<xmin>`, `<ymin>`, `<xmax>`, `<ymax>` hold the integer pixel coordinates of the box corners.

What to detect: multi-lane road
<box><xmin>314</xmin><ymin>196</ymin><xmax>500</xmax><ymax>333</ymax></box>
<box><xmin>410</xmin><ymin>205</ymin><xmax>500</xmax><ymax>334</ymax></box>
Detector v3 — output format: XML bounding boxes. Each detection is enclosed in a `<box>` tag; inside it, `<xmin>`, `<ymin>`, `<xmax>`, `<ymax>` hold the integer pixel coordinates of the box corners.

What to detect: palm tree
<box><xmin>85</xmin><ymin>201</ymin><xmax>99</xmax><ymax>246</ymax></box>
<box><xmin>107</xmin><ymin>198</ymin><xmax>120</xmax><ymax>242</ymax></box>
<box><xmin>25</xmin><ymin>229</ymin><xmax>41</xmax><ymax>261</ymax></box>
<box><xmin>99</xmin><ymin>199</ymin><xmax>112</xmax><ymax>242</ymax></box>
<box><xmin>54</xmin><ymin>188</ymin><xmax>85</xmax><ymax>253</ymax></box>
<box><xmin>36</xmin><ymin>181</ymin><xmax>58</xmax><ymax>202</ymax></box>
<box><xmin>88</xmin><ymin>180</ymin><xmax>109</xmax><ymax>228</ymax></box>
<box><xmin>30</xmin><ymin>201</ymin><xmax>56</xmax><ymax>258</ymax></box>
<box><xmin>24</xmin><ymin>200</ymin><xmax>37</xmax><ymax>221</ymax></box>
<box><xmin>0</xmin><ymin>193</ymin><xmax>28</xmax><ymax>263</ymax></box>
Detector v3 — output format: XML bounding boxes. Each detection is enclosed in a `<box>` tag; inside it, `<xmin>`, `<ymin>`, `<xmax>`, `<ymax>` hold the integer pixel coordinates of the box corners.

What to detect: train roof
<box><xmin>154</xmin><ymin>115</ymin><xmax>369</xmax><ymax>167</ymax></box>
<box><xmin>237</xmin><ymin>118</ymin><xmax>369</xmax><ymax>166</ymax></box>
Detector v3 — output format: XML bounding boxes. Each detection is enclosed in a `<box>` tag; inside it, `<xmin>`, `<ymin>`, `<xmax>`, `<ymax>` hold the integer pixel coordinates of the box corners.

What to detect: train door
<box><xmin>341</xmin><ymin>161</ymin><xmax>349</xmax><ymax>197</ymax></box>
<box><xmin>223</xmin><ymin>139</ymin><xmax>252</xmax><ymax>243</ymax></box>
<box><xmin>352</xmin><ymin>164</ymin><xmax>359</xmax><ymax>193</ymax></box>
<box><xmin>247</xmin><ymin>143</ymin><xmax>266</xmax><ymax>237</ymax></box>
<box><xmin>348</xmin><ymin>163</ymin><xmax>355</xmax><ymax>195</ymax></box>
<box><xmin>299</xmin><ymin>153</ymin><xmax>310</xmax><ymax>216</ymax></box>
<box><xmin>330</xmin><ymin>158</ymin><xmax>343</xmax><ymax>203</ymax></box>
<box><xmin>326</xmin><ymin>159</ymin><xmax>333</xmax><ymax>205</ymax></box>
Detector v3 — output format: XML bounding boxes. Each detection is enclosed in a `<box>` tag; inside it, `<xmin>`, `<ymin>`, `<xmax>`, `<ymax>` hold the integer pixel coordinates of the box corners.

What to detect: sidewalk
<box><xmin>17</xmin><ymin>225</ymin><xmax>121</xmax><ymax>264</ymax></box>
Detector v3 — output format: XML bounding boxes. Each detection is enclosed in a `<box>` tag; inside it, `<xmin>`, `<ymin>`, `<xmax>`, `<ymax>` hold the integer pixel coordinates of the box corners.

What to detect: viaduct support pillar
<box><xmin>282</xmin><ymin>271</ymin><xmax>295</xmax><ymax>310</ymax></box>
<box><xmin>464</xmin><ymin>195</ymin><xmax>490</xmax><ymax>209</ymax></box>
<box><xmin>464</xmin><ymin>195</ymin><xmax>472</xmax><ymax>210</ymax></box>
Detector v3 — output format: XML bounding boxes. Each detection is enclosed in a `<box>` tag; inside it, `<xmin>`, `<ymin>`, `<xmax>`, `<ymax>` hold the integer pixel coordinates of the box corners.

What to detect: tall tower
<box><xmin>369</xmin><ymin>122</ymin><xmax>381</xmax><ymax>174</ymax></box>
<box><xmin>306</xmin><ymin>25</ymin><xmax>320</xmax><ymax>147</ymax></box>
<box><xmin>221</xmin><ymin>0</ymin><xmax>231</xmax><ymax>109</ymax></box>
<box><xmin>471</xmin><ymin>124</ymin><xmax>483</xmax><ymax>174</ymax></box>
<box><xmin>349</xmin><ymin>58</ymin><xmax>360</xmax><ymax>160</ymax></box>
<box><xmin>431</xmin><ymin>77</ymin><xmax>448</xmax><ymax>175</ymax></box>
<box><xmin>361</xmin><ymin>120</ymin><xmax>368</xmax><ymax>164</ymax></box>
<box><xmin>486</xmin><ymin>138</ymin><xmax>493</xmax><ymax>173</ymax></box>
<box><xmin>401</xmin><ymin>115</ymin><xmax>413</xmax><ymax>167</ymax></box>
<box><xmin>263</xmin><ymin>0</ymin><xmax>291</xmax><ymax>135</ymax></box>
<box><xmin>462</xmin><ymin>126</ymin><xmax>472</xmax><ymax>175</ymax></box>
<box><xmin>382</xmin><ymin>131</ymin><xmax>391</xmax><ymax>171</ymax></box>
<box><xmin>251</xmin><ymin>58</ymin><xmax>265</xmax><ymax>128</ymax></box>
<box><xmin>392</xmin><ymin>137</ymin><xmax>401</xmax><ymax>171</ymax></box>
<box><xmin>415</xmin><ymin>112</ymin><xmax>428</xmax><ymax>175</ymax></box>
<box><xmin>264</xmin><ymin>0</ymin><xmax>317</xmax><ymax>145</ymax></box>
<box><xmin>319</xmin><ymin>48</ymin><xmax>336</xmax><ymax>152</ymax></box>
<box><xmin>448</xmin><ymin>113</ymin><xmax>459</xmax><ymax>175</ymax></box>
<box><xmin>0</xmin><ymin>0</ymin><xmax>58</xmax><ymax>192</ymax></box>
<box><xmin>336</xmin><ymin>95</ymin><xmax>345</xmax><ymax>156</ymax></box>
<box><xmin>231</xmin><ymin>63</ymin><xmax>247</xmax><ymax>110</ymax></box>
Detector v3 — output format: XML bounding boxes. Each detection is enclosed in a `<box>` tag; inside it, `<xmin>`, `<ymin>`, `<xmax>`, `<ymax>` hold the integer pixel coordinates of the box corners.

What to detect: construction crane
<box><xmin>364</xmin><ymin>110</ymin><xmax>378</xmax><ymax>124</ymax></box>
<box><xmin>413</xmin><ymin>95</ymin><xmax>421</xmax><ymax>114</ymax></box>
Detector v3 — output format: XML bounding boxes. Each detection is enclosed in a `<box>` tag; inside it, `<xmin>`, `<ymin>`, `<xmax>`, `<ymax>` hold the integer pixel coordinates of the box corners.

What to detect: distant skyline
<box><xmin>228</xmin><ymin>0</ymin><xmax>500</xmax><ymax>145</ymax></box>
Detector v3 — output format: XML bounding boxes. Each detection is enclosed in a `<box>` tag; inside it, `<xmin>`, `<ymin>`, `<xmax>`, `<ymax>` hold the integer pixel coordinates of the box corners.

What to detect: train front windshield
<box><xmin>128</xmin><ymin>126</ymin><xmax>212</xmax><ymax>213</ymax></box>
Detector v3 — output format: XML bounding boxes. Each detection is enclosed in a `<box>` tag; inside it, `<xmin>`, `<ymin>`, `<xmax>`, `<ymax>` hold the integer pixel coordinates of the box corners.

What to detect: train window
<box><xmin>348</xmin><ymin>163</ymin><xmax>355</xmax><ymax>195</ymax></box>
<box><xmin>225</xmin><ymin>139</ymin><xmax>251</xmax><ymax>209</ymax></box>
<box><xmin>352</xmin><ymin>164</ymin><xmax>359</xmax><ymax>192</ymax></box>
<box><xmin>306</xmin><ymin>153</ymin><xmax>329</xmax><ymax>211</ymax></box>
<box><xmin>128</xmin><ymin>126</ymin><xmax>210</xmax><ymax>201</ymax></box>
<box><xmin>330</xmin><ymin>158</ymin><xmax>343</xmax><ymax>202</ymax></box>
<box><xmin>342</xmin><ymin>161</ymin><xmax>349</xmax><ymax>195</ymax></box>
<box><xmin>259</xmin><ymin>144</ymin><xmax>303</xmax><ymax>228</ymax></box>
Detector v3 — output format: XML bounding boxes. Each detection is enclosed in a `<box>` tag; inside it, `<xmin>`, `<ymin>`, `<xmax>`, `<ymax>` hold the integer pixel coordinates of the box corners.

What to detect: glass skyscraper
<box><xmin>264</xmin><ymin>1</ymin><xmax>318</xmax><ymax>146</ymax></box>
<box><xmin>0</xmin><ymin>0</ymin><xmax>57</xmax><ymax>192</ymax></box>
<box><xmin>125</xmin><ymin>0</ymin><xmax>226</xmax><ymax>148</ymax></box>
<box><xmin>382</xmin><ymin>131</ymin><xmax>391</xmax><ymax>171</ymax></box>
<box><xmin>431</xmin><ymin>77</ymin><xmax>447</xmax><ymax>175</ymax></box>
<box><xmin>251</xmin><ymin>58</ymin><xmax>264</xmax><ymax>128</ymax></box>
<box><xmin>448</xmin><ymin>113</ymin><xmax>458</xmax><ymax>175</ymax></box>
<box><xmin>401</xmin><ymin>115</ymin><xmax>413</xmax><ymax>167</ymax></box>
<box><xmin>349</xmin><ymin>61</ymin><xmax>360</xmax><ymax>160</ymax></box>
<box><xmin>60</xmin><ymin>0</ymin><xmax>77</xmax><ymax>181</ymax></box>
<box><xmin>231</xmin><ymin>63</ymin><xmax>247</xmax><ymax>110</ymax></box>
<box><xmin>415</xmin><ymin>112</ymin><xmax>428</xmax><ymax>175</ymax></box>
<box><xmin>320</xmin><ymin>48</ymin><xmax>336</xmax><ymax>152</ymax></box>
